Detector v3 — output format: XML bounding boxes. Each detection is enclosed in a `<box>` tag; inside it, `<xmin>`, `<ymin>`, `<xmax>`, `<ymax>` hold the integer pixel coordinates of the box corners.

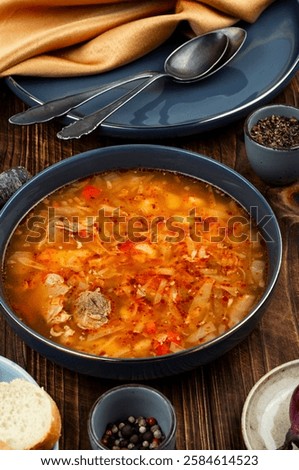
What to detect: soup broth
<box><xmin>3</xmin><ymin>169</ymin><xmax>268</xmax><ymax>358</ymax></box>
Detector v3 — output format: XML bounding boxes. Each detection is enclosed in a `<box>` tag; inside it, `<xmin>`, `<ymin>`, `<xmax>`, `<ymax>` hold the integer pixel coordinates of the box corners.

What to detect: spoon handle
<box><xmin>9</xmin><ymin>71</ymin><xmax>155</xmax><ymax>125</ymax></box>
<box><xmin>57</xmin><ymin>74</ymin><xmax>165</xmax><ymax>140</ymax></box>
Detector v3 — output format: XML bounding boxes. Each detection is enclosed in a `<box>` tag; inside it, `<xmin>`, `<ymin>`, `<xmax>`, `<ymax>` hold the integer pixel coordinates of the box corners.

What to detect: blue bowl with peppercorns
<box><xmin>244</xmin><ymin>104</ymin><xmax>299</xmax><ymax>186</ymax></box>
<box><xmin>88</xmin><ymin>384</ymin><xmax>176</xmax><ymax>450</ymax></box>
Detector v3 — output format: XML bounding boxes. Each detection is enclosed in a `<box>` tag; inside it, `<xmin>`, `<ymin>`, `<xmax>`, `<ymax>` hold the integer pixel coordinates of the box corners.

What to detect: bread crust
<box><xmin>0</xmin><ymin>440</ymin><xmax>12</xmax><ymax>450</ymax></box>
<box><xmin>31</xmin><ymin>393</ymin><xmax>62</xmax><ymax>450</ymax></box>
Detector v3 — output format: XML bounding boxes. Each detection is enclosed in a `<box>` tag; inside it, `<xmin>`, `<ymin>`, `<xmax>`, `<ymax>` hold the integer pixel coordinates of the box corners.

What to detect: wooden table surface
<box><xmin>0</xmin><ymin>72</ymin><xmax>298</xmax><ymax>451</ymax></box>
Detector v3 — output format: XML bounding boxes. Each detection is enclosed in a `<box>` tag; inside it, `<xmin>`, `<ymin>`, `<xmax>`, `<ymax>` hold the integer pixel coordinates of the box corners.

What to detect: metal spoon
<box><xmin>57</xmin><ymin>31</ymin><xmax>229</xmax><ymax>139</ymax></box>
<box><xmin>9</xmin><ymin>30</ymin><xmax>229</xmax><ymax>127</ymax></box>
<box><xmin>200</xmin><ymin>27</ymin><xmax>247</xmax><ymax>78</ymax></box>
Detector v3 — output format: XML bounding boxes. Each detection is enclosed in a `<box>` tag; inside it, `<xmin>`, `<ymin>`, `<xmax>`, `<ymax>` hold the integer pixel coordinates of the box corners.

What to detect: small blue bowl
<box><xmin>244</xmin><ymin>104</ymin><xmax>299</xmax><ymax>186</ymax></box>
<box><xmin>0</xmin><ymin>144</ymin><xmax>282</xmax><ymax>379</ymax></box>
<box><xmin>88</xmin><ymin>384</ymin><xmax>176</xmax><ymax>450</ymax></box>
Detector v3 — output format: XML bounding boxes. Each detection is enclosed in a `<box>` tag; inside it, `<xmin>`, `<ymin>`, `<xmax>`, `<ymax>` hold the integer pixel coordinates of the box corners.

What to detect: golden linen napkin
<box><xmin>0</xmin><ymin>0</ymin><xmax>275</xmax><ymax>77</ymax></box>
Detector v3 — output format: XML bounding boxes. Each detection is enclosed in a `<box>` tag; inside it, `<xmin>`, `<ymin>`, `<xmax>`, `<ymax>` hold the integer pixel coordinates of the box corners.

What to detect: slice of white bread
<box><xmin>0</xmin><ymin>378</ymin><xmax>61</xmax><ymax>450</ymax></box>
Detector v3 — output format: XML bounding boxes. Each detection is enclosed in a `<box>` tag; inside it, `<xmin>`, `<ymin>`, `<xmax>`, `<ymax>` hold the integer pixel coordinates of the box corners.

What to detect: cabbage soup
<box><xmin>3</xmin><ymin>169</ymin><xmax>268</xmax><ymax>358</ymax></box>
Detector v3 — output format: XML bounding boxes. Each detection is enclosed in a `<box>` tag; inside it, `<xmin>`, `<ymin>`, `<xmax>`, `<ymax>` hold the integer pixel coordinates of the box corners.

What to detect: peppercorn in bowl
<box><xmin>244</xmin><ymin>104</ymin><xmax>299</xmax><ymax>186</ymax></box>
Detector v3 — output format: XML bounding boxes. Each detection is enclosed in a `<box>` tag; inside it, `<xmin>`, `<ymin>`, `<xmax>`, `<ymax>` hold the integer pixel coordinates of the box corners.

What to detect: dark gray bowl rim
<box><xmin>0</xmin><ymin>144</ymin><xmax>282</xmax><ymax>366</ymax></box>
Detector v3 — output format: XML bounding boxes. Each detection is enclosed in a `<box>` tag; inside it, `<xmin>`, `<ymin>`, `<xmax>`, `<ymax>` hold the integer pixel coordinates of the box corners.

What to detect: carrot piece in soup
<box><xmin>155</xmin><ymin>343</ymin><xmax>170</xmax><ymax>356</ymax></box>
<box><xmin>146</xmin><ymin>321</ymin><xmax>157</xmax><ymax>334</ymax></box>
<box><xmin>118</xmin><ymin>240</ymin><xmax>135</xmax><ymax>253</ymax></box>
<box><xmin>82</xmin><ymin>185</ymin><xmax>102</xmax><ymax>200</ymax></box>
<box><xmin>166</xmin><ymin>331</ymin><xmax>181</xmax><ymax>345</ymax></box>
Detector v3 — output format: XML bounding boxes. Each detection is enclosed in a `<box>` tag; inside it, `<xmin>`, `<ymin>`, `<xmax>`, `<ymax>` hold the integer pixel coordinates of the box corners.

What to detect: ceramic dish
<box><xmin>241</xmin><ymin>359</ymin><xmax>299</xmax><ymax>450</ymax></box>
<box><xmin>5</xmin><ymin>0</ymin><xmax>299</xmax><ymax>139</ymax></box>
<box><xmin>0</xmin><ymin>144</ymin><xmax>282</xmax><ymax>380</ymax></box>
<box><xmin>244</xmin><ymin>104</ymin><xmax>299</xmax><ymax>186</ymax></box>
<box><xmin>0</xmin><ymin>355</ymin><xmax>59</xmax><ymax>449</ymax></box>
<box><xmin>88</xmin><ymin>384</ymin><xmax>176</xmax><ymax>450</ymax></box>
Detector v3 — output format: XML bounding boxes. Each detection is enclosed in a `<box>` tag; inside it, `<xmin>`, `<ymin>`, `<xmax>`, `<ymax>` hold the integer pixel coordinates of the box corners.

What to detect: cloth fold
<box><xmin>0</xmin><ymin>0</ymin><xmax>275</xmax><ymax>77</ymax></box>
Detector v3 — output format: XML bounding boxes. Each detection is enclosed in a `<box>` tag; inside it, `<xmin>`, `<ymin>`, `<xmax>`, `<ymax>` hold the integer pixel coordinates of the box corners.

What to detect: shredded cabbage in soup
<box><xmin>4</xmin><ymin>170</ymin><xmax>267</xmax><ymax>358</ymax></box>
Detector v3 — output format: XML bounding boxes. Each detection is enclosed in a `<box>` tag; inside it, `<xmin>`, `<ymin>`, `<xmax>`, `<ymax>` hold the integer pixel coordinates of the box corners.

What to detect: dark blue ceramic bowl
<box><xmin>0</xmin><ymin>145</ymin><xmax>282</xmax><ymax>379</ymax></box>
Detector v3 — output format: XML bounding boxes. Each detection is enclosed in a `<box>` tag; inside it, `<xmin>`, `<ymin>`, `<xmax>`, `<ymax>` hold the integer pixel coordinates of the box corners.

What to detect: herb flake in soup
<box><xmin>3</xmin><ymin>169</ymin><xmax>268</xmax><ymax>358</ymax></box>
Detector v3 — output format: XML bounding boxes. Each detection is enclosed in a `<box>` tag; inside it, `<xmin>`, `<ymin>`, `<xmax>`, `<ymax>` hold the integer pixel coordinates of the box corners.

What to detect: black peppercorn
<box><xmin>119</xmin><ymin>439</ymin><xmax>129</xmax><ymax>448</ymax></box>
<box><xmin>142</xmin><ymin>431</ymin><xmax>153</xmax><ymax>442</ymax></box>
<box><xmin>121</xmin><ymin>424</ymin><xmax>133</xmax><ymax>437</ymax></box>
<box><xmin>129</xmin><ymin>433</ymin><xmax>139</xmax><ymax>444</ymax></box>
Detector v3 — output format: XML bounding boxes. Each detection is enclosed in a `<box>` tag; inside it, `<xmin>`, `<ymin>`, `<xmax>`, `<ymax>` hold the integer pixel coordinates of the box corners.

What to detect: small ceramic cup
<box><xmin>244</xmin><ymin>104</ymin><xmax>299</xmax><ymax>186</ymax></box>
<box><xmin>88</xmin><ymin>384</ymin><xmax>177</xmax><ymax>450</ymax></box>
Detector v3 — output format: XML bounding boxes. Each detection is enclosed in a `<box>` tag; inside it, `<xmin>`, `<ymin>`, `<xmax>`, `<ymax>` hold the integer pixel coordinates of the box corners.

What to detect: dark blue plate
<box><xmin>5</xmin><ymin>0</ymin><xmax>299</xmax><ymax>138</ymax></box>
